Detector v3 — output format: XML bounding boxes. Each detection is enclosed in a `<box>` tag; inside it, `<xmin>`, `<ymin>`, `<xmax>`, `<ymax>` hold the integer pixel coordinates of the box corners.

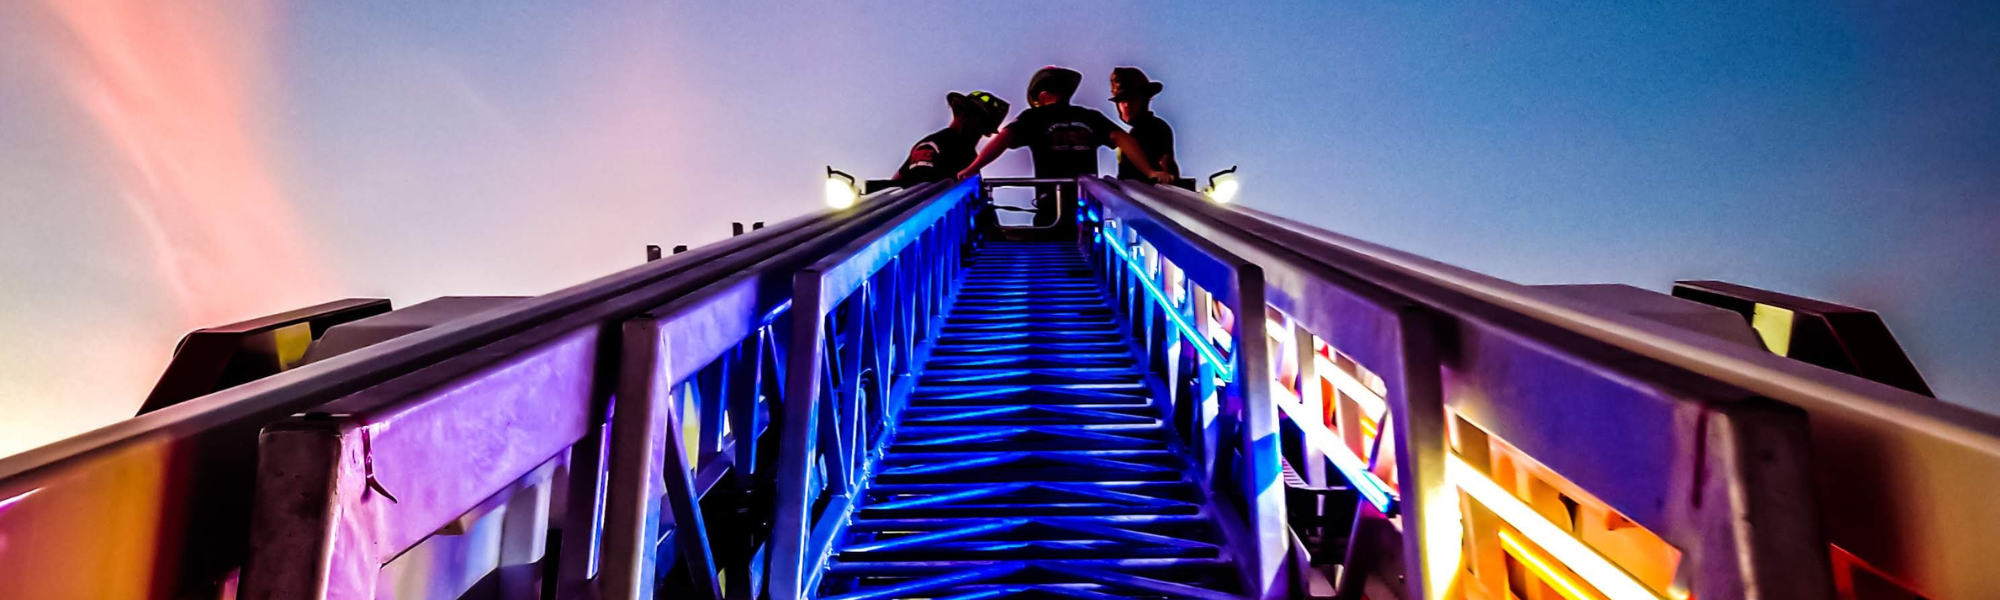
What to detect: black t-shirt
<box><xmin>1117</xmin><ymin>113</ymin><xmax>1175</xmax><ymax>180</ymax></box>
<box><xmin>1003</xmin><ymin>104</ymin><xmax>1123</xmax><ymax>178</ymax></box>
<box><xmin>895</xmin><ymin>127</ymin><xmax>977</xmax><ymax>183</ymax></box>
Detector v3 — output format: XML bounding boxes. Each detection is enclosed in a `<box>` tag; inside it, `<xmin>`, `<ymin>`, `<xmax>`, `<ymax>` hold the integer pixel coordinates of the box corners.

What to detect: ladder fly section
<box><xmin>824</xmin><ymin>242</ymin><xmax>1238</xmax><ymax>599</ymax></box>
<box><xmin>6</xmin><ymin>175</ymin><xmax>2000</xmax><ymax>600</ymax></box>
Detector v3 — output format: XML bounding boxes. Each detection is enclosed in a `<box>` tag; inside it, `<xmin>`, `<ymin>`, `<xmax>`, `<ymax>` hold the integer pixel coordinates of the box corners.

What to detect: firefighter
<box><xmin>894</xmin><ymin>91</ymin><xmax>1011</xmax><ymax>183</ymax></box>
<box><xmin>1109</xmin><ymin>67</ymin><xmax>1179</xmax><ymax>183</ymax></box>
<box><xmin>957</xmin><ymin>66</ymin><xmax>1174</xmax><ymax>232</ymax></box>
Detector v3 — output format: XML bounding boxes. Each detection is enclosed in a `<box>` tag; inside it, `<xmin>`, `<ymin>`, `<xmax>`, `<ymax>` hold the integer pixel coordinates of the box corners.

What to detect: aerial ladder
<box><xmin>0</xmin><ymin>176</ymin><xmax>1991</xmax><ymax>600</ymax></box>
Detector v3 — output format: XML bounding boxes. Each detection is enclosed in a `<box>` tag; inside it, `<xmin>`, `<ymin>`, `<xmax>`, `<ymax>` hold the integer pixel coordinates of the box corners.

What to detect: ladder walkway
<box><xmin>822</xmin><ymin>241</ymin><xmax>1241</xmax><ymax>600</ymax></box>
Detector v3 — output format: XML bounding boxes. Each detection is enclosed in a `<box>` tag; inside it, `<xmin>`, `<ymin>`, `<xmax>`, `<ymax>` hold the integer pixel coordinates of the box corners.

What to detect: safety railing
<box><xmin>768</xmin><ymin>178</ymin><xmax>980</xmax><ymax>600</ymax></box>
<box><xmin>242</xmin><ymin>314</ymin><xmax>598</xmax><ymax>600</ymax></box>
<box><xmin>601</xmin><ymin>278</ymin><xmax>788</xmax><ymax>600</ymax></box>
<box><xmin>978</xmin><ymin>177</ymin><xmax>1077</xmax><ymax>232</ymax></box>
<box><xmin>0</xmin><ymin>203</ymin><xmax>843</xmax><ymax>599</ymax></box>
<box><xmin>1084</xmin><ymin>179</ymin><xmax>1286</xmax><ymax>599</ymax></box>
<box><xmin>1082</xmin><ymin>177</ymin><xmax>1833</xmax><ymax>600</ymax></box>
<box><xmin>1238</xmin><ymin>207</ymin><xmax>1998</xmax><ymax>600</ymax></box>
<box><xmin>235</xmin><ymin>182</ymin><xmax>951</xmax><ymax>600</ymax></box>
<box><xmin>596</xmin><ymin>179</ymin><xmax>968</xmax><ymax>600</ymax></box>
<box><xmin>8</xmin><ymin>168</ymin><xmax>1991</xmax><ymax>600</ymax></box>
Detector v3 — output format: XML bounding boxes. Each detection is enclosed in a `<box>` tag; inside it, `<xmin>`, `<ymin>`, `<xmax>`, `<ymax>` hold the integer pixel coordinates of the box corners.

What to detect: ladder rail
<box><xmin>770</xmin><ymin>179</ymin><xmax>982</xmax><ymax>600</ymax></box>
<box><xmin>233</xmin><ymin>181</ymin><xmax>955</xmax><ymax>600</ymax></box>
<box><xmin>0</xmin><ymin>202</ymin><xmax>843</xmax><ymax>599</ymax></box>
<box><xmin>593</xmin><ymin>179</ymin><xmax>965</xmax><ymax>600</ymax></box>
<box><xmin>1089</xmin><ymin>178</ymin><xmax>1833</xmax><ymax>600</ymax></box>
<box><xmin>1087</xmin><ymin>185</ymin><xmax>1289</xmax><ymax>599</ymax></box>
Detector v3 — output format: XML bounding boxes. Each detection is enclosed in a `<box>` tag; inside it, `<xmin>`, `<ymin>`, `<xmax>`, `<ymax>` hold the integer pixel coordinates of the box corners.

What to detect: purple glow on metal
<box><xmin>241</xmin><ymin>329</ymin><xmax>599</xmax><ymax>599</ymax></box>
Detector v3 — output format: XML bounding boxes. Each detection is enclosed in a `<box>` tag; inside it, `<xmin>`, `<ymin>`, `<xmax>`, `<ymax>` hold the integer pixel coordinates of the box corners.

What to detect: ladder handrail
<box><xmin>594</xmin><ymin>180</ymin><xmax>959</xmax><ymax>600</ymax></box>
<box><xmin>770</xmin><ymin>178</ymin><xmax>982</xmax><ymax>600</ymax></box>
<box><xmin>1088</xmin><ymin>178</ymin><xmax>1833</xmax><ymax>600</ymax></box>
<box><xmin>1136</xmin><ymin>182</ymin><xmax>1997</xmax><ymax>599</ymax></box>
<box><xmin>1243</xmin><ymin>208</ymin><xmax>2000</xmax><ymax>452</ymax></box>
<box><xmin>1100</xmin><ymin>234</ymin><xmax>1234</xmax><ymax>383</ymax></box>
<box><xmin>1085</xmin><ymin>178</ymin><xmax>1287</xmax><ymax>598</ymax></box>
<box><xmin>0</xmin><ymin>209</ymin><xmax>819</xmax><ymax>486</ymax></box>
<box><xmin>0</xmin><ymin>183</ymin><xmax>934</xmax><ymax>599</ymax></box>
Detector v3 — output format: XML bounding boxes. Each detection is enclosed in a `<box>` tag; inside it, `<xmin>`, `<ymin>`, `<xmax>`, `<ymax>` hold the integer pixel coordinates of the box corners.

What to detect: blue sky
<box><xmin>2</xmin><ymin>1</ymin><xmax>1995</xmax><ymax>455</ymax></box>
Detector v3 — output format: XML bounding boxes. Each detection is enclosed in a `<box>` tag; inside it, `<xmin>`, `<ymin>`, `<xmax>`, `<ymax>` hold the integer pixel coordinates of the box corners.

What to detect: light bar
<box><xmin>1102</xmin><ymin>237</ymin><xmax>1234</xmax><ymax>382</ymax></box>
<box><xmin>1501</xmin><ymin>530</ymin><xmax>1605</xmax><ymax>600</ymax></box>
<box><xmin>1263</xmin><ymin>315</ymin><xmax>1398</xmax><ymax>511</ymax></box>
<box><xmin>762</xmin><ymin>298</ymin><xmax>794</xmax><ymax>325</ymax></box>
<box><xmin>1273</xmin><ymin>398</ymin><xmax>1396</xmax><ymax>513</ymax></box>
<box><xmin>1447</xmin><ymin>454</ymin><xmax>1664</xmax><ymax>600</ymax></box>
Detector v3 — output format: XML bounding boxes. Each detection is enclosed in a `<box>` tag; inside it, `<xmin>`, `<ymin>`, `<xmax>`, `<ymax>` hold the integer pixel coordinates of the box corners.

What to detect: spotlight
<box><xmin>1205</xmin><ymin>166</ymin><xmax>1240</xmax><ymax>204</ymax></box>
<box><xmin>825</xmin><ymin>166</ymin><xmax>860</xmax><ymax>209</ymax></box>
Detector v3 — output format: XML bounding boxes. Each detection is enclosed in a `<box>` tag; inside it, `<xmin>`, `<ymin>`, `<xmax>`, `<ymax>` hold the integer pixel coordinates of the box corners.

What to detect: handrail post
<box><xmin>1190</xmin><ymin>284</ymin><xmax>1219</xmax><ymax>486</ymax></box>
<box><xmin>727</xmin><ymin>330</ymin><xmax>765</xmax><ymax>491</ymax></box>
<box><xmin>555</xmin><ymin>398</ymin><xmax>613</xmax><ymax>598</ymax></box>
<box><xmin>1231</xmin><ymin>265</ymin><xmax>1288</xmax><ymax>599</ymax></box>
<box><xmin>600</xmin><ymin>318</ymin><xmax>669</xmax><ymax>600</ymax></box>
<box><xmin>1388</xmin><ymin>306</ymin><xmax>1450</xmax><ymax>600</ymax></box>
<box><xmin>770</xmin><ymin>271</ymin><xmax>828</xmax><ymax>600</ymax></box>
<box><xmin>1294</xmin><ymin>324</ymin><xmax>1329</xmax><ymax>487</ymax></box>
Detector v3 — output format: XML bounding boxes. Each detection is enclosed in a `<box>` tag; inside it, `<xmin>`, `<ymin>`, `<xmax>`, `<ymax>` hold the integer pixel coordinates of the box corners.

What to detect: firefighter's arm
<box><xmin>957</xmin><ymin>129</ymin><xmax>1016</xmax><ymax>180</ymax></box>
<box><xmin>1108</xmin><ymin>131</ymin><xmax>1174</xmax><ymax>184</ymax></box>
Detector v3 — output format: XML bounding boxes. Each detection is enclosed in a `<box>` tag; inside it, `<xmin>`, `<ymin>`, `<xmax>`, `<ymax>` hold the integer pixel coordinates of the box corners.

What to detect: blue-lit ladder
<box><xmin>820</xmin><ymin>241</ymin><xmax>1242</xmax><ymax>600</ymax></box>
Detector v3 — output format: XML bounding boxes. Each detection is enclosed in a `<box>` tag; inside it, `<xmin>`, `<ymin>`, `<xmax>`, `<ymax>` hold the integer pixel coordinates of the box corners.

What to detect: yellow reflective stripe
<box><xmin>1751</xmin><ymin>303</ymin><xmax>1795</xmax><ymax>356</ymax></box>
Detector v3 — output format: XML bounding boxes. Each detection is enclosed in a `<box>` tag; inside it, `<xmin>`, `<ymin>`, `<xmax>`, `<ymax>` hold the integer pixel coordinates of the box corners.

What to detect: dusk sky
<box><xmin>2</xmin><ymin>1</ymin><xmax>1995</xmax><ymax>456</ymax></box>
